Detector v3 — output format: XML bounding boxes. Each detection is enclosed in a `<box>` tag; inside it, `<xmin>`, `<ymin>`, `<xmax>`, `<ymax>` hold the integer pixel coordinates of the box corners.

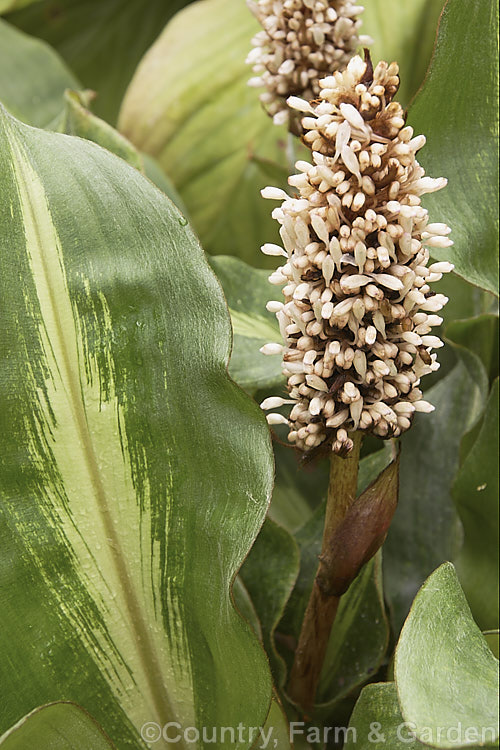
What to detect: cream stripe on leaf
<box><xmin>0</xmin><ymin>106</ymin><xmax>273</xmax><ymax>749</ymax></box>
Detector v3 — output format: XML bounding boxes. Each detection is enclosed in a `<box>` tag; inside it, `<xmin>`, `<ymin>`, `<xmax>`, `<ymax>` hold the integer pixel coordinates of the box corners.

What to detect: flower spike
<box><xmin>247</xmin><ymin>0</ymin><xmax>370</xmax><ymax>127</ymax></box>
<box><xmin>260</xmin><ymin>55</ymin><xmax>453</xmax><ymax>455</ymax></box>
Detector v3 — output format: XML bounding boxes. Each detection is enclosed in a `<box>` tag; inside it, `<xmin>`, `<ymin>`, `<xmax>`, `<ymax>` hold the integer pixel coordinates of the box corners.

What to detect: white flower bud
<box><xmin>266</xmin><ymin>413</ymin><xmax>289</xmax><ymax>425</ymax></box>
<box><xmin>260</xmin><ymin>343</ymin><xmax>283</xmax><ymax>355</ymax></box>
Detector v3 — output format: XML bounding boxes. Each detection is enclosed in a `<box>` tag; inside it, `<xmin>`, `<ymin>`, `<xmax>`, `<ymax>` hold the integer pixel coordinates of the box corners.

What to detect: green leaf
<box><xmin>408</xmin><ymin>0</ymin><xmax>499</xmax><ymax>296</ymax></box>
<box><xmin>345</xmin><ymin>683</ymin><xmax>422</xmax><ymax>750</ymax></box>
<box><xmin>58</xmin><ymin>89</ymin><xmax>143</xmax><ymax>170</ymax></box>
<box><xmin>362</xmin><ymin>0</ymin><xmax>445</xmax><ymax>109</ymax></box>
<box><xmin>0</xmin><ymin>0</ymin><xmax>41</xmax><ymax>12</ymax></box>
<box><xmin>263</xmin><ymin>700</ymin><xmax>292</xmax><ymax>749</ymax></box>
<box><xmin>56</xmin><ymin>89</ymin><xmax>189</xmax><ymax>214</ymax></box>
<box><xmin>435</xmin><ymin>273</ymin><xmax>495</xmax><ymax>330</ymax></box>
<box><xmin>240</xmin><ymin>519</ymin><xmax>300</xmax><ymax>687</ymax></box>
<box><xmin>453</xmin><ymin>379</ymin><xmax>499</xmax><ymax>631</ymax></box>
<box><xmin>395</xmin><ymin>563</ymin><xmax>499</xmax><ymax>749</ymax></box>
<box><xmin>484</xmin><ymin>631</ymin><xmax>500</xmax><ymax>660</ymax></box>
<box><xmin>209</xmin><ymin>256</ymin><xmax>284</xmax><ymax>394</ymax></box>
<box><xmin>118</xmin><ymin>0</ymin><xmax>297</xmax><ymax>268</ymax></box>
<box><xmin>6</xmin><ymin>0</ymin><xmax>194</xmax><ymax>124</ymax></box>
<box><xmin>232</xmin><ymin>577</ymin><xmax>262</xmax><ymax>642</ymax></box>
<box><xmin>0</xmin><ymin>703</ymin><xmax>114</xmax><ymax>749</ymax></box>
<box><xmin>383</xmin><ymin>356</ymin><xmax>488</xmax><ymax>631</ymax></box>
<box><xmin>446</xmin><ymin>315</ymin><xmax>499</xmax><ymax>385</ymax></box>
<box><xmin>0</xmin><ymin>19</ymin><xmax>79</xmax><ymax>128</ymax></box>
<box><xmin>141</xmin><ymin>154</ymin><xmax>189</xmax><ymax>216</ymax></box>
<box><xmin>422</xmin><ymin>274</ymin><xmax>496</xmax><ymax>391</ymax></box>
<box><xmin>0</xmin><ymin>106</ymin><xmax>274</xmax><ymax>747</ymax></box>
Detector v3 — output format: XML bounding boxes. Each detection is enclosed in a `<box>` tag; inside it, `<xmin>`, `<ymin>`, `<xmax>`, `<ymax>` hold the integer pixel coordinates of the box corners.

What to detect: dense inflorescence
<box><xmin>260</xmin><ymin>55</ymin><xmax>453</xmax><ymax>456</ymax></box>
<box><xmin>247</xmin><ymin>0</ymin><xmax>369</xmax><ymax>126</ymax></box>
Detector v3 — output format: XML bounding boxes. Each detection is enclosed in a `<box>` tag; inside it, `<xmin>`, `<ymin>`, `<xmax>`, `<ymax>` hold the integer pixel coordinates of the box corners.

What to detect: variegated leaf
<box><xmin>0</xmin><ymin>106</ymin><xmax>274</xmax><ymax>748</ymax></box>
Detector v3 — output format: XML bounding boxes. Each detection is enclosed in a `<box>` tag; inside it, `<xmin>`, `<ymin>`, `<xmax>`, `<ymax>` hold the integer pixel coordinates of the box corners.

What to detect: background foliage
<box><xmin>0</xmin><ymin>0</ymin><xmax>498</xmax><ymax>747</ymax></box>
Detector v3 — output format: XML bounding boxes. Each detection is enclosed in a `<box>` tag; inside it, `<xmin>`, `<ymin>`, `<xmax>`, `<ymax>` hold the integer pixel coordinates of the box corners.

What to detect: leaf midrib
<box><xmin>8</xmin><ymin>127</ymin><xmax>184</xmax><ymax>746</ymax></box>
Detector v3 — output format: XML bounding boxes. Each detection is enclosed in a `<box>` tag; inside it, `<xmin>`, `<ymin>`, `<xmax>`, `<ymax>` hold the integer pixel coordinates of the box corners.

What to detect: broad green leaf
<box><xmin>118</xmin><ymin>0</ymin><xmax>295</xmax><ymax>268</ymax></box>
<box><xmin>362</xmin><ymin>0</ymin><xmax>445</xmax><ymax>109</ymax></box>
<box><xmin>0</xmin><ymin>19</ymin><xmax>79</xmax><ymax>128</ymax></box>
<box><xmin>240</xmin><ymin>519</ymin><xmax>300</xmax><ymax>687</ymax></box>
<box><xmin>0</xmin><ymin>107</ymin><xmax>274</xmax><ymax>748</ymax></box>
<box><xmin>383</xmin><ymin>356</ymin><xmax>488</xmax><ymax>631</ymax></box>
<box><xmin>453</xmin><ymin>379</ymin><xmax>499</xmax><ymax>631</ymax></box>
<box><xmin>0</xmin><ymin>703</ymin><xmax>114</xmax><ymax>749</ymax></box>
<box><xmin>209</xmin><ymin>256</ymin><xmax>284</xmax><ymax>393</ymax></box>
<box><xmin>395</xmin><ymin>563</ymin><xmax>499</xmax><ymax>749</ymax></box>
<box><xmin>344</xmin><ymin>683</ymin><xmax>421</xmax><ymax>750</ymax></box>
<box><xmin>408</xmin><ymin>0</ymin><xmax>499</xmax><ymax>296</ymax></box>
<box><xmin>6</xmin><ymin>0</ymin><xmax>195</xmax><ymax>124</ymax></box>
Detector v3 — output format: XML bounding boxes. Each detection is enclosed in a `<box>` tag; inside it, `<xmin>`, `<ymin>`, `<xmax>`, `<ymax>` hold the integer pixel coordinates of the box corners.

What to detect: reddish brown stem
<box><xmin>287</xmin><ymin>432</ymin><xmax>363</xmax><ymax>712</ymax></box>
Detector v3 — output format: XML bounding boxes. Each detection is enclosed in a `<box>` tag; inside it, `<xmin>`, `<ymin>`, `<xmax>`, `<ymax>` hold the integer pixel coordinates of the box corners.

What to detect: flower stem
<box><xmin>287</xmin><ymin>431</ymin><xmax>363</xmax><ymax>712</ymax></box>
<box><xmin>286</xmin><ymin>131</ymin><xmax>297</xmax><ymax>174</ymax></box>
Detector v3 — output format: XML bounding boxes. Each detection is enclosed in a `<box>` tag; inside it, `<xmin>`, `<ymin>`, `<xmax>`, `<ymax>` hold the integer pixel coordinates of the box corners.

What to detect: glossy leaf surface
<box><xmin>395</xmin><ymin>563</ymin><xmax>499</xmax><ymax>749</ymax></box>
<box><xmin>0</xmin><ymin>703</ymin><xmax>113</xmax><ymax>750</ymax></box>
<box><xmin>0</xmin><ymin>19</ymin><xmax>78</xmax><ymax>128</ymax></box>
<box><xmin>408</xmin><ymin>0</ymin><xmax>499</xmax><ymax>295</ymax></box>
<box><xmin>0</xmin><ymin>107</ymin><xmax>273</xmax><ymax>747</ymax></box>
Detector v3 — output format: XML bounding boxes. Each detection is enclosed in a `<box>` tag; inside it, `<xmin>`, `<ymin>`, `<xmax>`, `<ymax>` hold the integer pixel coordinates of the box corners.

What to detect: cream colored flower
<box><xmin>260</xmin><ymin>55</ymin><xmax>453</xmax><ymax>456</ymax></box>
<box><xmin>247</xmin><ymin>0</ymin><xmax>370</xmax><ymax>127</ymax></box>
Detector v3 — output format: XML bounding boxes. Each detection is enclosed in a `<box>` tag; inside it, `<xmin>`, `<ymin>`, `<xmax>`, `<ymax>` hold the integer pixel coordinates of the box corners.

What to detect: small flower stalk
<box><xmin>260</xmin><ymin>55</ymin><xmax>453</xmax><ymax>456</ymax></box>
<box><xmin>247</xmin><ymin>0</ymin><xmax>370</xmax><ymax>127</ymax></box>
